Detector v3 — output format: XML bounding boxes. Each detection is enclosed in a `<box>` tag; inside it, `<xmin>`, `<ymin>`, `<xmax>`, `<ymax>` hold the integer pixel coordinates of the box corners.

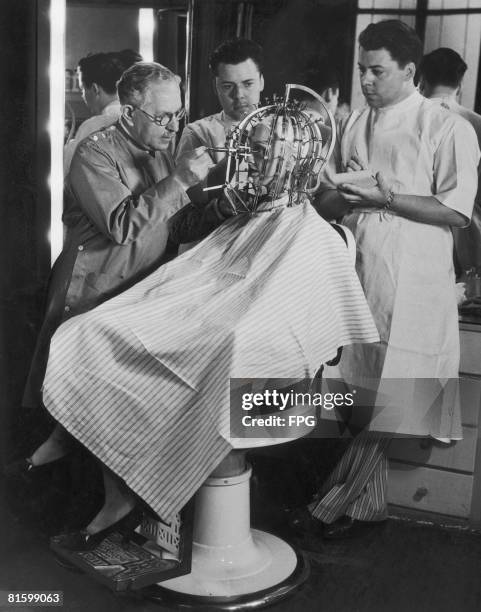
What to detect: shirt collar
<box><xmin>429</xmin><ymin>93</ymin><xmax>459</xmax><ymax>108</ymax></box>
<box><xmin>101</xmin><ymin>99</ymin><xmax>122</xmax><ymax>116</ymax></box>
<box><xmin>373</xmin><ymin>89</ymin><xmax>422</xmax><ymax>115</ymax></box>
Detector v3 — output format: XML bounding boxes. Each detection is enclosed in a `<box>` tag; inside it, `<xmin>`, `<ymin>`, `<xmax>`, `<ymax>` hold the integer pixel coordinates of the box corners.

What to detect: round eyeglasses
<box><xmin>136</xmin><ymin>107</ymin><xmax>186</xmax><ymax>127</ymax></box>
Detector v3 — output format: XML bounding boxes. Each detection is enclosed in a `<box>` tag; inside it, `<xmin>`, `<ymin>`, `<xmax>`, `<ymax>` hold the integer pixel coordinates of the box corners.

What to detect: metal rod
<box><xmin>206</xmin><ymin>146</ymin><xmax>253</xmax><ymax>153</ymax></box>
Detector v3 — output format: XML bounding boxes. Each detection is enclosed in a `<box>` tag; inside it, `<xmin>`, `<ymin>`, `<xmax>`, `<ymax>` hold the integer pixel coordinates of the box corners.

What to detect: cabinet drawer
<box><xmin>460</xmin><ymin>330</ymin><xmax>481</xmax><ymax>375</ymax></box>
<box><xmin>459</xmin><ymin>376</ymin><xmax>481</xmax><ymax>426</ymax></box>
<box><xmin>388</xmin><ymin>428</ymin><xmax>478</xmax><ymax>473</ymax></box>
<box><xmin>388</xmin><ymin>462</ymin><xmax>473</xmax><ymax>517</ymax></box>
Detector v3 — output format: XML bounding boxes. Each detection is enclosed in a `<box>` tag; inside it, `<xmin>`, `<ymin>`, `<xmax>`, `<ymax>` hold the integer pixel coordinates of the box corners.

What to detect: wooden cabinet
<box><xmin>387</xmin><ymin>321</ymin><xmax>481</xmax><ymax>526</ymax></box>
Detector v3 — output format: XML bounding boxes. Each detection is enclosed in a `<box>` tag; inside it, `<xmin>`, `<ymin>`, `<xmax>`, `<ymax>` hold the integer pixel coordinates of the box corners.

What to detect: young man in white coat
<box><xmin>301</xmin><ymin>20</ymin><xmax>480</xmax><ymax>539</ymax></box>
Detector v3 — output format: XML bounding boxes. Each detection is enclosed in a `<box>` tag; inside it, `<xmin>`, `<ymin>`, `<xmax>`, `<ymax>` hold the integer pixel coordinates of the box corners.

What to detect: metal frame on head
<box><xmin>206</xmin><ymin>83</ymin><xmax>336</xmax><ymax>213</ymax></box>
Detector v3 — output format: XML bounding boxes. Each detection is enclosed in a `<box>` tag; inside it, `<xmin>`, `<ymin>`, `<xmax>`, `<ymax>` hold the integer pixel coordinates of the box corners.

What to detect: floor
<box><xmin>1</xmin><ymin>460</ymin><xmax>481</xmax><ymax>612</ymax></box>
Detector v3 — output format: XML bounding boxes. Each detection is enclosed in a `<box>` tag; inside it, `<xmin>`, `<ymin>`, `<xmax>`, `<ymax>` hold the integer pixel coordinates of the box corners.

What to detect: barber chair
<box><xmin>144</xmin><ymin>401</ymin><xmax>316</xmax><ymax>609</ymax></box>
<box><xmin>143</xmin><ymin>223</ymin><xmax>355</xmax><ymax>609</ymax></box>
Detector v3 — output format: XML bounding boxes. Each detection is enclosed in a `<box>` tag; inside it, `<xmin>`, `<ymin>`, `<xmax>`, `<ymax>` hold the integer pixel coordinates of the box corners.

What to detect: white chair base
<box><xmin>146</xmin><ymin>461</ymin><xmax>309</xmax><ymax>608</ymax></box>
<box><xmin>161</xmin><ymin>528</ymin><xmax>299</xmax><ymax>596</ymax></box>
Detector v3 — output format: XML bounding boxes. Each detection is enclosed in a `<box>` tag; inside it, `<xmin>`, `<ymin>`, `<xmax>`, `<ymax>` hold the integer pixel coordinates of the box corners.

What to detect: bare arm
<box><xmin>331</xmin><ymin>152</ymin><xmax>469</xmax><ymax>227</ymax></box>
<box><xmin>377</xmin><ymin>193</ymin><xmax>466</xmax><ymax>227</ymax></box>
<box><xmin>338</xmin><ymin>171</ymin><xmax>467</xmax><ymax>228</ymax></box>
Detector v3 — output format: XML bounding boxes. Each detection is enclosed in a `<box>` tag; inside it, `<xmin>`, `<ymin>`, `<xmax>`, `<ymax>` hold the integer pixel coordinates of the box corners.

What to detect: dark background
<box><xmin>189</xmin><ymin>0</ymin><xmax>356</xmax><ymax>119</ymax></box>
<box><xmin>0</xmin><ymin>1</ymin><xmax>51</xmax><ymax>466</ymax></box>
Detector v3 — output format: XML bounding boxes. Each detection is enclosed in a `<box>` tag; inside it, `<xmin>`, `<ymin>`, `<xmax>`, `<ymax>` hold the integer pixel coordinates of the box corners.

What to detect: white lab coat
<box><xmin>324</xmin><ymin>91</ymin><xmax>480</xmax><ymax>438</ymax></box>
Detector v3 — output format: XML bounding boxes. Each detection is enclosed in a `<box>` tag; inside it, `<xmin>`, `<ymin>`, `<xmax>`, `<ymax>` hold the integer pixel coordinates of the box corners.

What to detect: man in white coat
<box><xmin>303</xmin><ymin>20</ymin><xmax>480</xmax><ymax>539</ymax></box>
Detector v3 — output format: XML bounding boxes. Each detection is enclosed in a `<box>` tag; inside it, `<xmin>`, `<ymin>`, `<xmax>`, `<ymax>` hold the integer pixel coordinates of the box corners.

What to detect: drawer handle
<box><xmin>419</xmin><ymin>438</ymin><xmax>433</xmax><ymax>450</ymax></box>
<box><xmin>419</xmin><ymin>438</ymin><xmax>456</xmax><ymax>450</ymax></box>
<box><xmin>413</xmin><ymin>487</ymin><xmax>428</xmax><ymax>502</ymax></box>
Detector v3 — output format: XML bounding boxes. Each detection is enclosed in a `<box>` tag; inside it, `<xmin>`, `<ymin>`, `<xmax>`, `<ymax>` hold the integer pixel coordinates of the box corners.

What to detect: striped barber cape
<box><xmin>42</xmin><ymin>201</ymin><xmax>379</xmax><ymax>522</ymax></box>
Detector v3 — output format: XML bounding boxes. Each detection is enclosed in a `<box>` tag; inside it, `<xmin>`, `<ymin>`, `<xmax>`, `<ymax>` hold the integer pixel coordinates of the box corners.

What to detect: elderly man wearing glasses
<box><xmin>16</xmin><ymin>63</ymin><xmax>213</xmax><ymax>543</ymax></box>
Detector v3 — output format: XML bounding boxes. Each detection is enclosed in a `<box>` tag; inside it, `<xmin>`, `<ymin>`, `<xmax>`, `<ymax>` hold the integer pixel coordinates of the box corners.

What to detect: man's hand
<box><xmin>338</xmin><ymin>171</ymin><xmax>392</xmax><ymax>209</ymax></box>
<box><xmin>204</xmin><ymin>193</ymin><xmax>245</xmax><ymax>225</ymax></box>
<box><xmin>173</xmin><ymin>146</ymin><xmax>214</xmax><ymax>191</ymax></box>
<box><xmin>344</xmin><ymin>151</ymin><xmax>367</xmax><ymax>173</ymax></box>
<box><xmin>206</xmin><ymin>156</ymin><xmax>229</xmax><ymax>189</ymax></box>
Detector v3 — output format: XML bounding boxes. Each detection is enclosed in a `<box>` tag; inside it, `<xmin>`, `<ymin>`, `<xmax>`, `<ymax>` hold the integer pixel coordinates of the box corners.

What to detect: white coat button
<box><xmin>78</xmin><ymin>245</ymin><xmax>84</xmax><ymax>251</ymax></box>
<box><xmin>64</xmin><ymin>305</ymin><xmax>71</xmax><ymax>312</ymax></box>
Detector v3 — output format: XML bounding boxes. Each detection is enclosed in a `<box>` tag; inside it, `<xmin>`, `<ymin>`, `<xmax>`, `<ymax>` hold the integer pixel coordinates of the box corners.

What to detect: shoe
<box><xmin>4</xmin><ymin>455</ymin><xmax>69</xmax><ymax>486</ymax></box>
<box><xmin>323</xmin><ymin>516</ymin><xmax>387</xmax><ymax>540</ymax></box>
<box><xmin>50</xmin><ymin>507</ymin><xmax>143</xmax><ymax>552</ymax></box>
<box><xmin>286</xmin><ymin>506</ymin><xmax>323</xmax><ymax>537</ymax></box>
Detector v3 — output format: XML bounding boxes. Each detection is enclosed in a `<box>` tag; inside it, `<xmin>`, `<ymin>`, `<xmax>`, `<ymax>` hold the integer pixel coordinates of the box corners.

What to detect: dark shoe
<box><xmin>50</xmin><ymin>507</ymin><xmax>143</xmax><ymax>552</ymax></box>
<box><xmin>4</xmin><ymin>455</ymin><xmax>69</xmax><ymax>485</ymax></box>
<box><xmin>4</xmin><ymin>456</ymin><xmax>72</xmax><ymax>534</ymax></box>
<box><xmin>323</xmin><ymin>516</ymin><xmax>387</xmax><ymax>540</ymax></box>
<box><xmin>286</xmin><ymin>506</ymin><xmax>323</xmax><ymax>537</ymax></box>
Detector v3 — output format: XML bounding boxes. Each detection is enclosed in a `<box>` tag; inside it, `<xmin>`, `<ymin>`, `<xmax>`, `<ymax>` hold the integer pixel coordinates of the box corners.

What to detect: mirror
<box><xmin>49</xmin><ymin>0</ymin><xmax>191</xmax><ymax>263</ymax></box>
<box><xmin>64</xmin><ymin>1</ymin><xmax>190</xmax><ymax>143</ymax></box>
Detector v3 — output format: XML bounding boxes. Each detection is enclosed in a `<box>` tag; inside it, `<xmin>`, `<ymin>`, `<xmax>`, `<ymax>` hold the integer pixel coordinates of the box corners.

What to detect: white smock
<box><xmin>324</xmin><ymin>91</ymin><xmax>479</xmax><ymax>439</ymax></box>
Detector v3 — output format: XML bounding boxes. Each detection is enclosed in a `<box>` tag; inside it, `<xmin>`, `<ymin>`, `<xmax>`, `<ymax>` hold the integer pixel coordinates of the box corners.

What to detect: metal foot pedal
<box><xmin>50</xmin><ymin>502</ymin><xmax>194</xmax><ymax>592</ymax></box>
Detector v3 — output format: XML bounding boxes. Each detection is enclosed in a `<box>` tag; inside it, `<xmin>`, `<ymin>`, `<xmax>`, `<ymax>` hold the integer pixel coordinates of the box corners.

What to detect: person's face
<box><xmin>358</xmin><ymin>47</ymin><xmax>415</xmax><ymax>108</ymax></box>
<box><xmin>128</xmin><ymin>79</ymin><xmax>182</xmax><ymax>151</ymax></box>
<box><xmin>214</xmin><ymin>59</ymin><xmax>264</xmax><ymax>121</ymax></box>
<box><xmin>247</xmin><ymin>119</ymin><xmax>295</xmax><ymax>195</ymax></box>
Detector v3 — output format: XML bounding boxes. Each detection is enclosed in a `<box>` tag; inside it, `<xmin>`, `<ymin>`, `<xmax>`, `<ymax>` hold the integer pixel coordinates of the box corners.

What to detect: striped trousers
<box><xmin>310</xmin><ymin>431</ymin><xmax>391</xmax><ymax>523</ymax></box>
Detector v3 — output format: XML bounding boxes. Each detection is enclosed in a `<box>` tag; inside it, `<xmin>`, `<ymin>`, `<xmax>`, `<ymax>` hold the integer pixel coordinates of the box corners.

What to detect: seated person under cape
<box><xmin>43</xmin><ymin>84</ymin><xmax>379</xmax><ymax>548</ymax></box>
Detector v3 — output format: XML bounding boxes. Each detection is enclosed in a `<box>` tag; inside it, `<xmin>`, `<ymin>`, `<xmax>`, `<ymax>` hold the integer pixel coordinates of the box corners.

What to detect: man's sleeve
<box><xmin>433</xmin><ymin>115</ymin><xmax>481</xmax><ymax>226</ymax></box>
<box><xmin>69</xmin><ymin>139</ymin><xmax>189</xmax><ymax>245</ymax></box>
